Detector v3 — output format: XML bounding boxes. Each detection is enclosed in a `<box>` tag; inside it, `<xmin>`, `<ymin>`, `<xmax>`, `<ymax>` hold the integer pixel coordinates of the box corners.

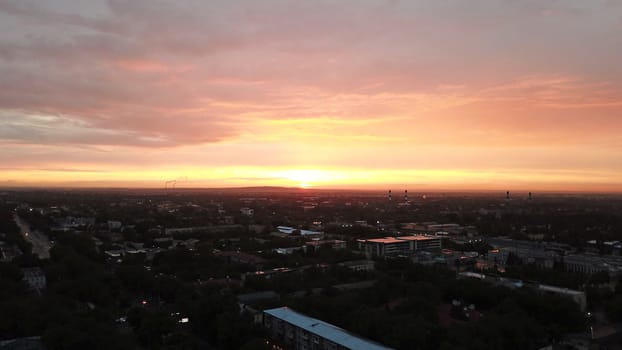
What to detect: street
<box><xmin>14</xmin><ymin>213</ymin><xmax>51</xmax><ymax>259</ymax></box>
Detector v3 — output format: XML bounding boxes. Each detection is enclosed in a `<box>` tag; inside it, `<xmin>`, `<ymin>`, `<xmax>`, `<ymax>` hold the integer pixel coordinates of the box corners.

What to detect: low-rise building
<box><xmin>215</xmin><ymin>251</ymin><xmax>267</xmax><ymax>267</ymax></box>
<box><xmin>304</xmin><ymin>240</ymin><xmax>346</xmax><ymax>252</ymax></box>
<box><xmin>274</xmin><ymin>247</ymin><xmax>303</xmax><ymax>255</ymax></box>
<box><xmin>487</xmin><ymin>247</ymin><xmax>558</xmax><ymax>269</ymax></box>
<box><xmin>0</xmin><ymin>243</ymin><xmax>22</xmax><ymax>262</ymax></box>
<box><xmin>0</xmin><ymin>336</ymin><xmax>46</xmax><ymax>350</ymax></box>
<box><xmin>107</xmin><ymin>220</ymin><xmax>122</xmax><ymax>230</ymax></box>
<box><xmin>337</xmin><ymin>260</ymin><xmax>375</xmax><ymax>272</ymax></box>
<box><xmin>277</xmin><ymin>226</ymin><xmax>324</xmax><ymax>239</ymax></box>
<box><xmin>538</xmin><ymin>284</ymin><xmax>587</xmax><ymax>312</ymax></box>
<box><xmin>240</xmin><ymin>207</ymin><xmax>254</xmax><ymax>216</ymax></box>
<box><xmin>238</xmin><ymin>291</ymin><xmax>280</xmax><ymax>305</ymax></box>
<box><xmin>21</xmin><ymin>267</ymin><xmax>46</xmax><ymax>291</ymax></box>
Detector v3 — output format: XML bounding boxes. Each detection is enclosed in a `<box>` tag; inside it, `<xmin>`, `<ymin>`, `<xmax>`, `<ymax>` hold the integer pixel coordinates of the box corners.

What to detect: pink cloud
<box><xmin>0</xmin><ymin>0</ymin><xmax>620</xmax><ymax>189</ymax></box>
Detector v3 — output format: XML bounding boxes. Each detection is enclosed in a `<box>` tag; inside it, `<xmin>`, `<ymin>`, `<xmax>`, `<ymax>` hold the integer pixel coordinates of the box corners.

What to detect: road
<box><xmin>14</xmin><ymin>213</ymin><xmax>51</xmax><ymax>259</ymax></box>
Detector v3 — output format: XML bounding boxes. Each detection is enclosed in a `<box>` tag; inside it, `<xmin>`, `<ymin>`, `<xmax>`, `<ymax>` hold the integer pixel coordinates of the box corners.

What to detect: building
<box><xmin>274</xmin><ymin>247</ymin><xmax>303</xmax><ymax>255</ymax></box>
<box><xmin>358</xmin><ymin>235</ymin><xmax>442</xmax><ymax>257</ymax></box>
<box><xmin>107</xmin><ymin>220</ymin><xmax>122</xmax><ymax>230</ymax></box>
<box><xmin>240</xmin><ymin>207</ymin><xmax>254</xmax><ymax>216</ymax></box>
<box><xmin>304</xmin><ymin>240</ymin><xmax>346</xmax><ymax>252</ymax></box>
<box><xmin>402</xmin><ymin>222</ymin><xmax>464</xmax><ymax>235</ymax></box>
<box><xmin>21</xmin><ymin>267</ymin><xmax>46</xmax><ymax>291</ymax></box>
<box><xmin>396</xmin><ymin>235</ymin><xmax>442</xmax><ymax>251</ymax></box>
<box><xmin>277</xmin><ymin>226</ymin><xmax>324</xmax><ymax>239</ymax></box>
<box><xmin>0</xmin><ymin>336</ymin><xmax>46</xmax><ymax>350</ymax></box>
<box><xmin>458</xmin><ymin>271</ymin><xmax>587</xmax><ymax>312</ymax></box>
<box><xmin>563</xmin><ymin>254</ymin><xmax>622</xmax><ymax>275</ymax></box>
<box><xmin>238</xmin><ymin>291</ymin><xmax>280</xmax><ymax>306</ymax></box>
<box><xmin>358</xmin><ymin>237</ymin><xmax>410</xmax><ymax>256</ymax></box>
<box><xmin>485</xmin><ymin>237</ymin><xmax>569</xmax><ymax>269</ymax></box>
<box><xmin>238</xmin><ymin>291</ymin><xmax>280</xmax><ymax>324</ymax></box>
<box><xmin>487</xmin><ymin>247</ymin><xmax>558</xmax><ymax>269</ymax></box>
<box><xmin>263</xmin><ymin>307</ymin><xmax>394</xmax><ymax>350</ymax></box>
<box><xmin>337</xmin><ymin>260</ymin><xmax>375</xmax><ymax>272</ymax></box>
<box><xmin>538</xmin><ymin>284</ymin><xmax>587</xmax><ymax>312</ymax></box>
<box><xmin>486</xmin><ymin>237</ymin><xmax>572</xmax><ymax>254</ymax></box>
<box><xmin>57</xmin><ymin>216</ymin><xmax>95</xmax><ymax>230</ymax></box>
<box><xmin>215</xmin><ymin>250</ymin><xmax>267</xmax><ymax>267</ymax></box>
<box><xmin>0</xmin><ymin>243</ymin><xmax>22</xmax><ymax>262</ymax></box>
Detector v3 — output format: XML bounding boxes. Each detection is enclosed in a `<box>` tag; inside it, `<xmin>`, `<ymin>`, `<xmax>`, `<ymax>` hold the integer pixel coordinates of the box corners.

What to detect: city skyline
<box><xmin>1</xmin><ymin>1</ymin><xmax>621</xmax><ymax>191</ymax></box>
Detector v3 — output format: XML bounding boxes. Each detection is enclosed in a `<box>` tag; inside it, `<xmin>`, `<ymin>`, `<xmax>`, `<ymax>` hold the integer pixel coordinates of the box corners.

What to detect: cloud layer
<box><xmin>0</xmin><ymin>0</ymin><xmax>621</xmax><ymax>189</ymax></box>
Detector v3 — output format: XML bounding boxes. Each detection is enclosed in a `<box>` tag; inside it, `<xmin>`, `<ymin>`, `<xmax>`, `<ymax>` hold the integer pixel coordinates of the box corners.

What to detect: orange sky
<box><xmin>0</xmin><ymin>1</ymin><xmax>621</xmax><ymax>191</ymax></box>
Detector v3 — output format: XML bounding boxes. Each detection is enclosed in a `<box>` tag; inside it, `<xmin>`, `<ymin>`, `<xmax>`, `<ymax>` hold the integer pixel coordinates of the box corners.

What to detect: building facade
<box><xmin>358</xmin><ymin>235</ymin><xmax>442</xmax><ymax>257</ymax></box>
<box><xmin>263</xmin><ymin>307</ymin><xmax>394</xmax><ymax>350</ymax></box>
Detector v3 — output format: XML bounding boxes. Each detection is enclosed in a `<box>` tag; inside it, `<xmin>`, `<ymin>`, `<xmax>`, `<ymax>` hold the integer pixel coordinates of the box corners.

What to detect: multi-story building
<box><xmin>358</xmin><ymin>235</ymin><xmax>442</xmax><ymax>257</ymax></box>
<box><xmin>563</xmin><ymin>254</ymin><xmax>622</xmax><ymax>275</ymax></box>
<box><xmin>263</xmin><ymin>307</ymin><xmax>394</xmax><ymax>350</ymax></box>
<box><xmin>337</xmin><ymin>260</ymin><xmax>375</xmax><ymax>272</ymax></box>
<box><xmin>358</xmin><ymin>237</ymin><xmax>410</xmax><ymax>256</ymax></box>
<box><xmin>396</xmin><ymin>235</ymin><xmax>442</xmax><ymax>251</ymax></box>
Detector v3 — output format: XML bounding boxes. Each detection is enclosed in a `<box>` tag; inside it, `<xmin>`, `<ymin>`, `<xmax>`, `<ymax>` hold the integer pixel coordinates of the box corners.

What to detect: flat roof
<box><xmin>538</xmin><ymin>284</ymin><xmax>585</xmax><ymax>296</ymax></box>
<box><xmin>306</xmin><ymin>240</ymin><xmax>345</xmax><ymax>246</ymax></box>
<box><xmin>396</xmin><ymin>235</ymin><xmax>440</xmax><ymax>241</ymax></box>
<box><xmin>264</xmin><ymin>307</ymin><xmax>394</xmax><ymax>350</ymax></box>
<box><xmin>366</xmin><ymin>237</ymin><xmax>405</xmax><ymax>244</ymax></box>
<box><xmin>277</xmin><ymin>226</ymin><xmax>322</xmax><ymax>236</ymax></box>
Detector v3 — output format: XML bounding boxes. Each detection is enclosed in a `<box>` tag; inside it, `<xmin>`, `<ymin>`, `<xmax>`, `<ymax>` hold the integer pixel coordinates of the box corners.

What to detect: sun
<box><xmin>283</xmin><ymin>169</ymin><xmax>330</xmax><ymax>188</ymax></box>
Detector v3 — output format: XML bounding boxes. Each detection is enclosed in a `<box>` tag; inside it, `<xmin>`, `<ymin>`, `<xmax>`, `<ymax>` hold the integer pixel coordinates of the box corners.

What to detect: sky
<box><xmin>1</xmin><ymin>0</ymin><xmax>621</xmax><ymax>191</ymax></box>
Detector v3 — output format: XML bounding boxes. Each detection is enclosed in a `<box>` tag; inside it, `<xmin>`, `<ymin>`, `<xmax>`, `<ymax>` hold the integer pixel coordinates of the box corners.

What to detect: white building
<box><xmin>358</xmin><ymin>235</ymin><xmax>442</xmax><ymax>256</ymax></box>
<box><xmin>264</xmin><ymin>307</ymin><xmax>394</xmax><ymax>350</ymax></box>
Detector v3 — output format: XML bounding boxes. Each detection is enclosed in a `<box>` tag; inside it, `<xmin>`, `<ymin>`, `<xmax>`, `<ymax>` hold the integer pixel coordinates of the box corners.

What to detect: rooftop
<box><xmin>366</xmin><ymin>237</ymin><xmax>405</xmax><ymax>244</ymax></box>
<box><xmin>305</xmin><ymin>240</ymin><xmax>345</xmax><ymax>246</ymax></box>
<box><xmin>277</xmin><ymin>226</ymin><xmax>323</xmax><ymax>236</ymax></box>
<box><xmin>214</xmin><ymin>250</ymin><xmax>267</xmax><ymax>264</ymax></box>
<box><xmin>396</xmin><ymin>235</ymin><xmax>440</xmax><ymax>241</ymax></box>
<box><xmin>264</xmin><ymin>307</ymin><xmax>394</xmax><ymax>350</ymax></box>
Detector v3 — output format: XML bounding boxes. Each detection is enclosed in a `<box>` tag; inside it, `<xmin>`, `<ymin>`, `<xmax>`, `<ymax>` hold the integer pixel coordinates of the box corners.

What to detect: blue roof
<box><xmin>264</xmin><ymin>307</ymin><xmax>394</xmax><ymax>350</ymax></box>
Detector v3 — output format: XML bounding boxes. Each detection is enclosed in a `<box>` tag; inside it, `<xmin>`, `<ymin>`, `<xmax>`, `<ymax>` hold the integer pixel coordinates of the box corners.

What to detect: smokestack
<box><xmin>388</xmin><ymin>190</ymin><xmax>392</xmax><ymax>201</ymax></box>
<box><xmin>404</xmin><ymin>190</ymin><xmax>408</xmax><ymax>201</ymax></box>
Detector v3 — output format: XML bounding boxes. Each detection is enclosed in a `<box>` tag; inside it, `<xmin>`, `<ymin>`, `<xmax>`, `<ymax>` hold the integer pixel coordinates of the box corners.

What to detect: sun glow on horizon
<box><xmin>1</xmin><ymin>166</ymin><xmax>621</xmax><ymax>192</ymax></box>
<box><xmin>0</xmin><ymin>2</ymin><xmax>621</xmax><ymax>192</ymax></box>
<box><xmin>279</xmin><ymin>169</ymin><xmax>340</xmax><ymax>188</ymax></box>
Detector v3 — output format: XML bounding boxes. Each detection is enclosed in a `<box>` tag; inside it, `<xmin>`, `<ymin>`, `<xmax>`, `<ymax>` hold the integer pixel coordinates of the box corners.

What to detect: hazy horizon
<box><xmin>1</xmin><ymin>1</ymin><xmax>621</xmax><ymax>191</ymax></box>
<box><xmin>2</xmin><ymin>182</ymin><xmax>622</xmax><ymax>195</ymax></box>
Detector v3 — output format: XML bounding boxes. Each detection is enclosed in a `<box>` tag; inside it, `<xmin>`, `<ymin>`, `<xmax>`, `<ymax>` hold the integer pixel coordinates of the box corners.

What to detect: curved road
<box><xmin>14</xmin><ymin>214</ymin><xmax>51</xmax><ymax>259</ymax></box>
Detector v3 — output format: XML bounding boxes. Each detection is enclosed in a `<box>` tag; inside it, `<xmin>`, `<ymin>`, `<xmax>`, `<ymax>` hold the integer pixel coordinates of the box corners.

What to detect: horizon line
<box><xmin>2</xmin><ymin>185</ymin><xmax>622</xmax><ymax>195</ymax></box>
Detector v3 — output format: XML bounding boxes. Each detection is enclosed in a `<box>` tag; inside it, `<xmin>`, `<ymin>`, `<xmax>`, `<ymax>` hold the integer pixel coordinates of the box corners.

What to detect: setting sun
<box><xmin>0</xmin><ymin>1</ymin><xmax>621</xmax><ymax>192</ymax></box>
<box><xmin>281</xmin><ymin>169</ymin><xmax>334</xmax><ymax>188</ymax></box>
